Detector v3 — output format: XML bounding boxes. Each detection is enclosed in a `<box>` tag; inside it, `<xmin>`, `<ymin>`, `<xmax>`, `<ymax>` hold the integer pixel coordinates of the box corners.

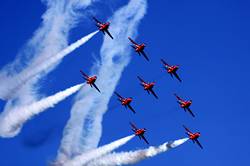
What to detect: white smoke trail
<box><xmin>0</xmin><ymin>31</ymin><xmax>98</xmax><ymax>100</ymax></box>
<box><xmin>0</xmin><ymin>83</ymin><xmax>84</xmax><ymax>138</ymax></box>
<box><xmin>56</xmin><ymin>0</ymin><xmax>147</xmax><ymax>162</ymax></box>
<box><xmin>0</xmin><ymin>0</ymin><xmax>96</xmax><ymax>107</ymax></box>
<box><xmin>63</xmin><ymin>135</ymin><xmax>135</xmax><ymax>166</ymax></box>
<box><xmin>0</xmin><ymin>0</ymin><xmax>96</xmax><ymax>138</ymax></box>
<box><xmin>0</xmin><ymin>0</ymin><xmax>97</xmax><ymax>141</ymax></box>
<box><xmin>87</xmin><ymin>138</ymin><xmax>189</xmax><ymax>166</ymax></box>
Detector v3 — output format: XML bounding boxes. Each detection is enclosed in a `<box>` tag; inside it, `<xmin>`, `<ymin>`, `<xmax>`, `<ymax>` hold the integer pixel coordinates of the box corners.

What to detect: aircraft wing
<box><xmin>141</xmin><ymin>50</ymin><xmax>149</xmax><ymax>61</ymax></box>
<box><xmin>174</xmin><ymin>93</ymin><xmax>183</xmax><ymax>101</ymax></box>
<box><xmin>93</xmin><ymin>17</ymin><xmax>102</xmax><ymax>24</ymax></box>
<box><xmin>128</xmin><ymin>37</ymin><xmax>138</xmax><ymax>45</ymax></box>
<box><xmin>80</xmin><ymin>70</ymin><xmax>89</xmax><ymax>78</ymax></box>
<box><xmin>114</xmin><ymin>92</ymin><xmax>123</xmax><ymax>99</ymax></box>
<box><xmin>161</xmin><ymin>59</ymin><xmax>169</xmax><ymax>66</ymax></box>
<box><xmin>137</xmin><ymin>76</ymin><xmax>146</xmax><ymax>83</ymax></box>
<box><xmin>131</xmin><ymin>45</ymin><xmax>137</xmax><ymax>49</ymax></box>
<box><xmin>195</xmin><ymin>139</ymin><xmax>203</xmax><ymax>149</ymax></box>
<box><xmin>92</xmin><ymin>83</ymin><xmax>101</xmax><ymax>93</ymax></box>
<box><xmin>128</xmin><ymin>104</ymin><xmax>136</xmax><ymax>114</ymax></box>
<box><xmin>141</xmin><ymin>135</ymin><xmax>149</xmax><ymax>144</ymax></box>
<box><xmin>150</xmin><ymin>89</ymin><xmax>158</xmax><ymax>99</ymax></box>
<box><xmin>177</xmin><ymin>100</ymin><xmax>183</xmax><ymax>105</ymax></box>
<box><xmin>187</xmin><ymin>107</ymin><xmax>195</xmax><ymax>117</ymax></box>
<box><xmin>105</xmin><ymin>30</ymin><xmax>113</xmax><ymax>39</ymax></box>
<box><xmin>173</xmin><ymin>72</ymin><xmax>182</xmax><ymax>82</ymax></box>
<box><xmin>130</xmin><ymin>122</ymin><xmax>138</xmax><ymax>130</ymax></box>
<box><xmin>183</xmin><ymin>125</ymin><xmax>192</xmax><ymax>133</ymax></box>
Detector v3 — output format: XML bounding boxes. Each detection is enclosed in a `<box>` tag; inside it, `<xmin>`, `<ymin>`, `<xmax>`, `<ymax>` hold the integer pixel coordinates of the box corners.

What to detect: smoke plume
<box><xmin>63</xmin><ymin>135</ymin><xmax>135</xmax><ymax>166</ymax></box>
<box><xmin>87</xmin><ymin>138</ymin><xmax>189</xmax><ymax>166</ymax></box>
<box><xmin>56</xmin><ymin>0</ymin><xmax>147</xmax><ymax>162</ymax></box>
<box><xmin>0</xmin><ymin>83</ymin><xmax>84</xmax><ymax>138</ymax></box>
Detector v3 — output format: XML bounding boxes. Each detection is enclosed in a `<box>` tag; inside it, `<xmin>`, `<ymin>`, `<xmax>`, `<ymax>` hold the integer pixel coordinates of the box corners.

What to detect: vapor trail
<box><xmin>57</xmin><ymin>0</ymin><xmax>147</xmax><ymax>162</ymax></box>
<box><xmin>0</xmin><ymin>83</ymin><xmax>84</xmax><ymax>138</ymax></box>
<box><xmin>63</xmin><ymin>135</ymin><xmax>135</xmax><ymax>166</ymax></box>
<box><xmin>0</xmin><ymin>0</ymin><xmax>96</xmax><ymax>138</ymax></box>
<box><xmin>87</xmin><ymin>138</ymin><xmax>189</xmax><ymax>166</ymax></box>
<box><xmin>0</xmin><ymin>31</ymin><xmax>98</xmax><ymax>100</ymax></box>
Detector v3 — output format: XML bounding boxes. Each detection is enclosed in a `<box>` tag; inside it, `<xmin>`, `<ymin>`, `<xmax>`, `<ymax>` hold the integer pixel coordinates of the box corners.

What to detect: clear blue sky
<box><xmin>0</xmin><ymin>0</ymin><xmax>250</xmax><ymax>166</ymax></box>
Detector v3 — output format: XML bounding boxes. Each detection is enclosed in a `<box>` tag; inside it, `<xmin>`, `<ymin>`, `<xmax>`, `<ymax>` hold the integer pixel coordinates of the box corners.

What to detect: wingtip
<box><xmin>80</xmin><ymin>70</ymin><xmax>85</xmax><ymax>75</ymax></box>
<box><xmin>160</xmin><ymin>58</ymin><xmax>167</xmax><ymax>65</ymax></box>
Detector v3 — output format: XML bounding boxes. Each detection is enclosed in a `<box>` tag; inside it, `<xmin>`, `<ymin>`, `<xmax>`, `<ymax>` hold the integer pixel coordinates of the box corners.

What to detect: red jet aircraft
<box><xmin>137</xmin><ymin>76</ymin><xmax>158</xmax><ymax>99</ymax></box>
<box><xmin>114</xmin><ymin>92</ymin><xmax>136</xmax><ymax>114</ymax></box>
<box><xmin>80</xmin><ymin>70</ymin><xmax>100</xmax><ymax>93</ymax></box>
<box><xmin>183</xmin><ymin>125</ymin><xmax>203</xmax><ymax>149</ymax></box>
<box><xmin>128</xmin><ymin>37</ymin><xmax>149</xmax><ymax>61</ymax></box>
<box><xmin>130</xmin><ymin>122</ymin><xmax>149</xmax><ymax>144</ymax></box>
<box><xmin>93</xmin><ymin>17</ymin><xmax>113</xmax><ymax>39</ymax></box>
<box><xmin>174</xmin><ymin>93</ymin><xmax>194</xmax><ymax>117</ymax></box>
<box><xmin>161</xmin><ymin>59</ymin><xmax>182</xmax><ymax>82</ymax></box>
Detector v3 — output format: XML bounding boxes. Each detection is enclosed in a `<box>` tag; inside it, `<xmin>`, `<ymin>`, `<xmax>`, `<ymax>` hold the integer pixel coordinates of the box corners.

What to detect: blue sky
<box><xmin>0</xmin><ymin>0</ymin><xmax>250</xmax><ymax>166</ymax></box>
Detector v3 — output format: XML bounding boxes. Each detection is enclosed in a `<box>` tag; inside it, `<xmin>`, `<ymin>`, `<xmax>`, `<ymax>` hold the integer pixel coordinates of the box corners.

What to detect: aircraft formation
<box><xmin>81</xmin><ymin>17</ymin><xmax>203</xmax><ymax>148</ymax></box>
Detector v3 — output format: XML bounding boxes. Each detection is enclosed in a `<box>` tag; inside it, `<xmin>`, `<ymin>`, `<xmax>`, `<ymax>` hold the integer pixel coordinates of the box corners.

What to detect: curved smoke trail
<box><xmin>0</xmin><ymin>83</ymin><xmax>84</xmax><ymax>138</ymax></box>
<box><xmin>56</xmin><ymin>0</ymin><xmax>147</xmax><ymax>162</ymax></box>
<box><xmin>86</xmin><ymin>138</ymin><xmax>189</xmax><ymax>166</ymax></box>
<box><xmin>0</xmin><ymin>0</ymin><xmax>96</xmax><ymax>101</ymax></box>
<box><xmin>0</xmin><ymin>0</ymin><xmax>97</xmax><ymax>138</ymax></box>
<box><xmin>0</xmin><ymin>30</ymin><xmax>97</xmax><ymax>100</ymax></box>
